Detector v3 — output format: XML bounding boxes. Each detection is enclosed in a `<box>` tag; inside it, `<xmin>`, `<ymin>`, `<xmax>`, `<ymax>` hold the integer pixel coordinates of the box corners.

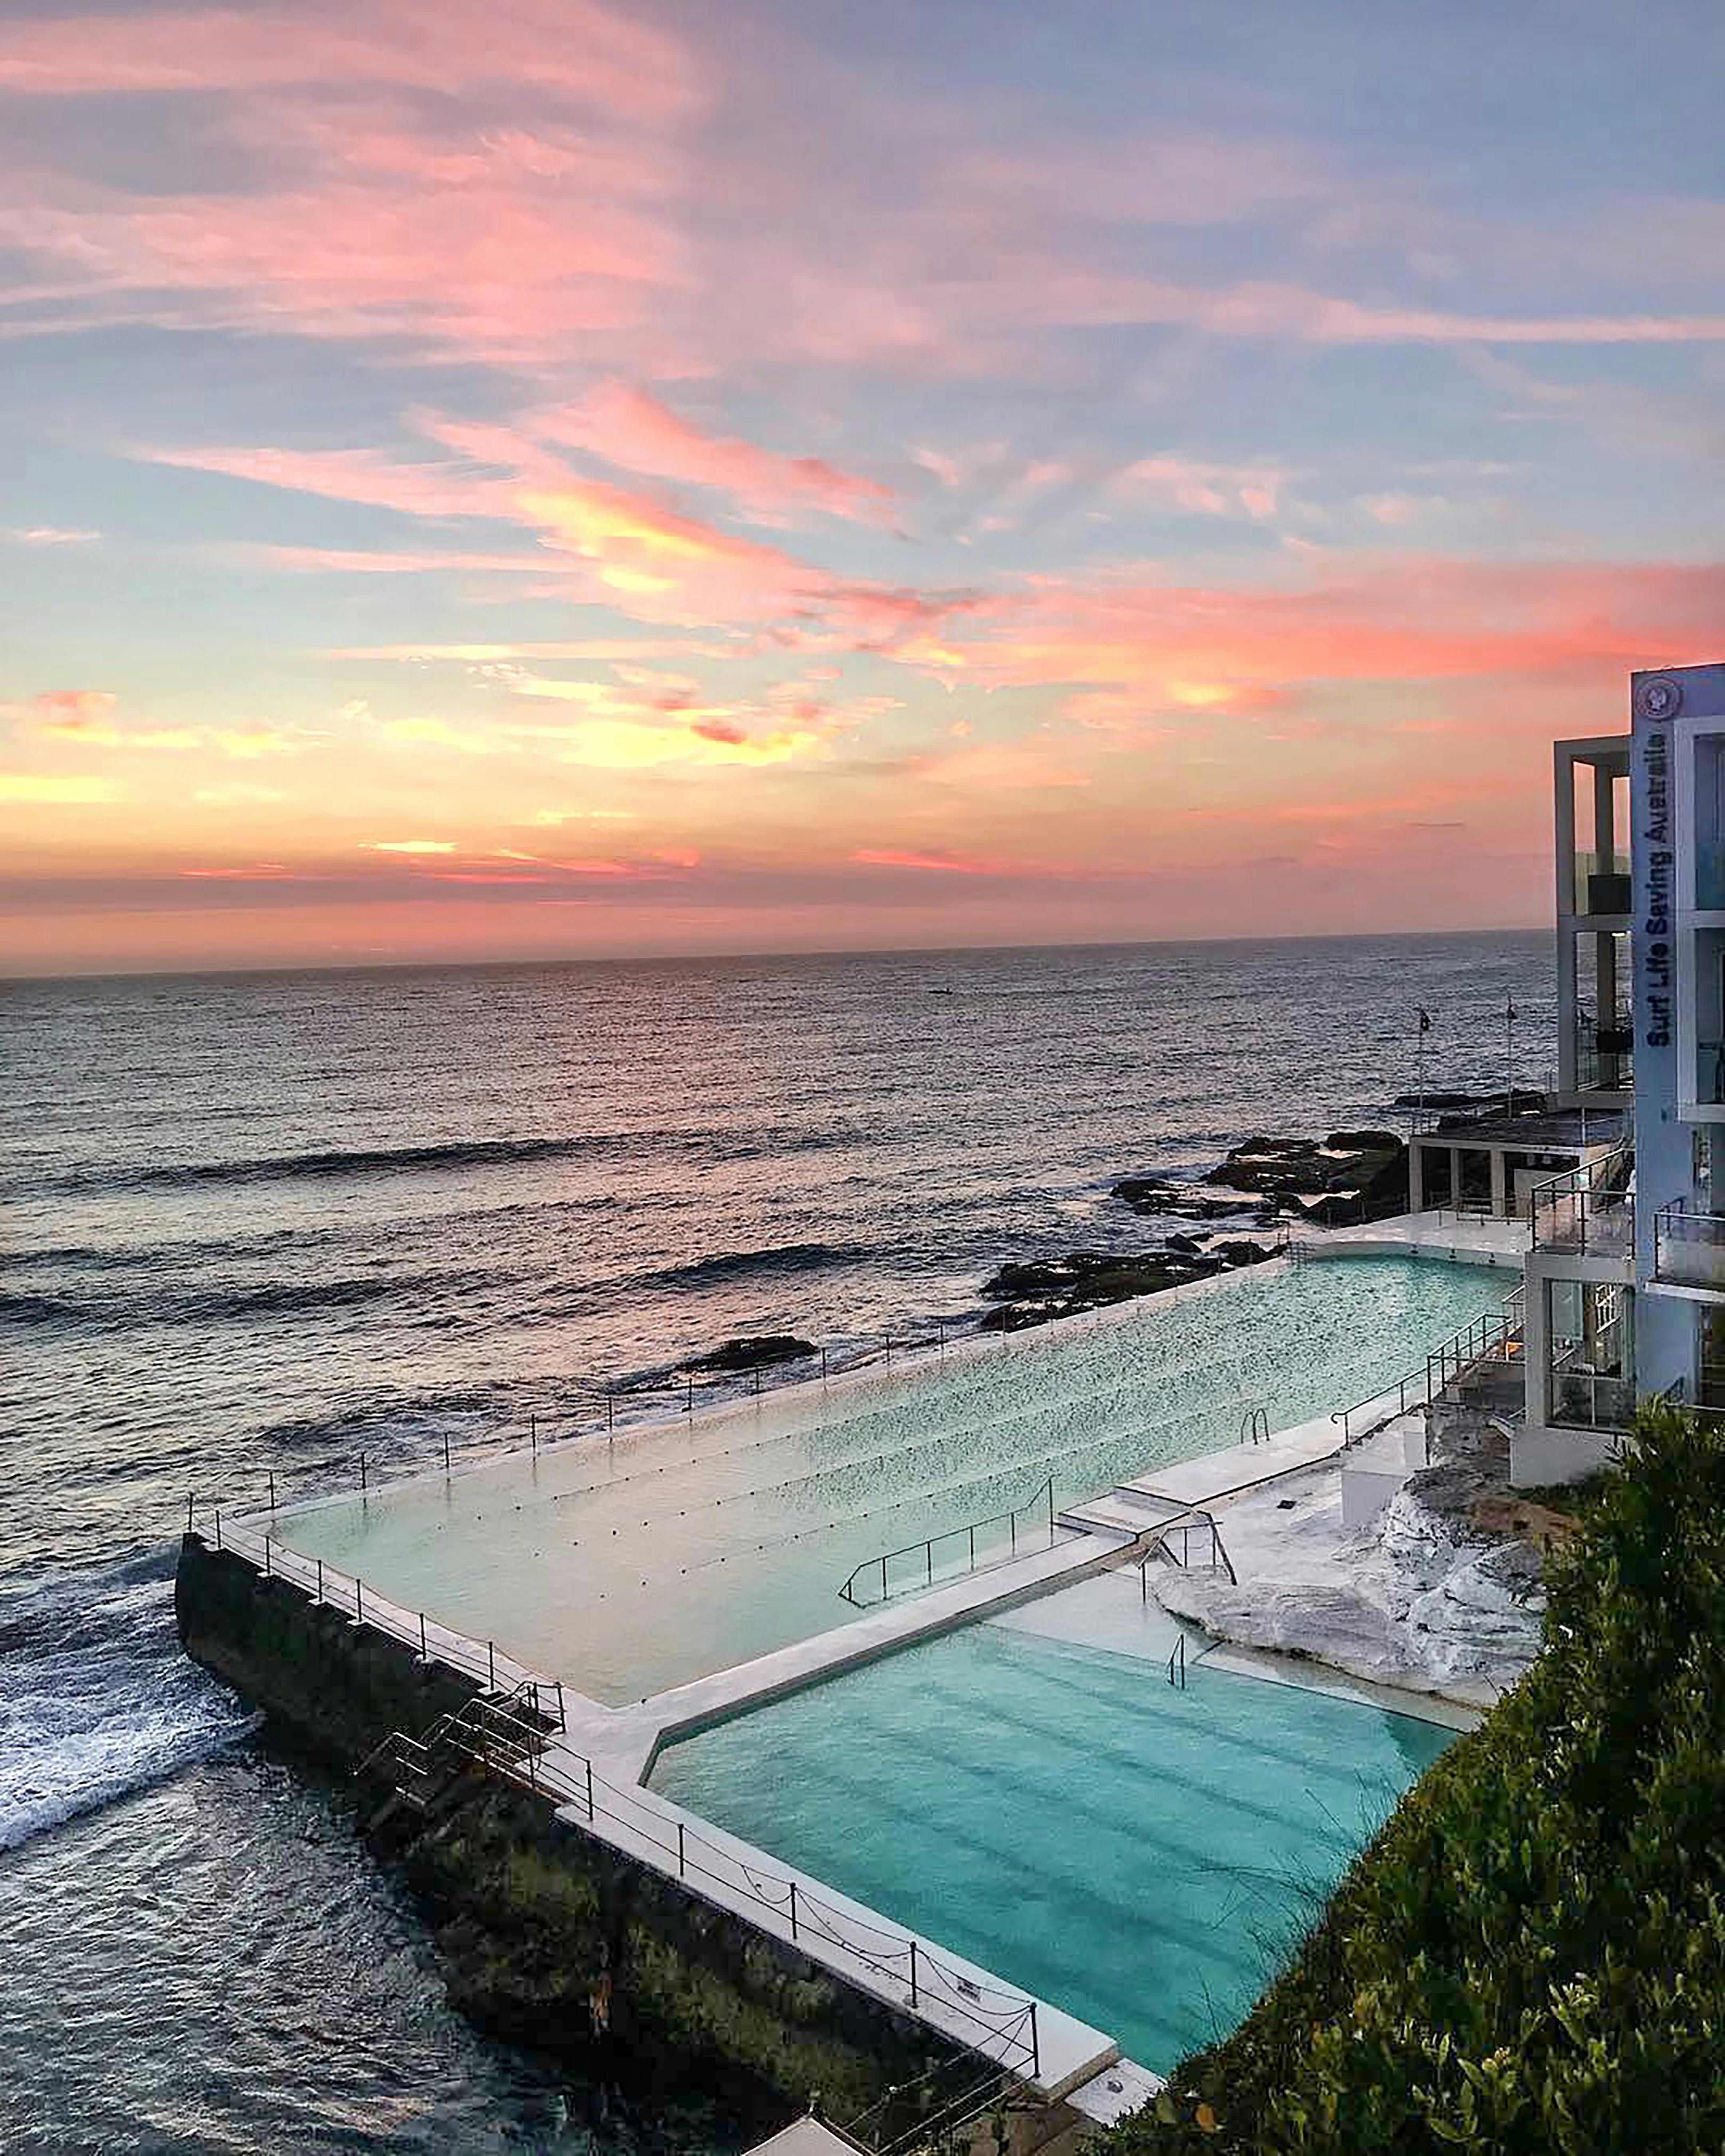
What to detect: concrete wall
<box><xmin>1510</xmin><ymin>1423</ymin><xmax>1624</xmax><ymax>1490</ymax></box>
<box><xmin>174</xmin><ymin>1534</ymin><xmax>1000</xmax><ymax>2138</ymax></box>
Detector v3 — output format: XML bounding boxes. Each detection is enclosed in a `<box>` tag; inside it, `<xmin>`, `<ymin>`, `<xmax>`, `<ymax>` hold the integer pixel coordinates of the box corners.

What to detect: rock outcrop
<box><xmin>684</xmin><ymin>1335</ymin><xmax>817</xmax><ymax>1373</ymax></box>
<box><xmin>1204</xmin><ymin>1130</ymin><xmax>1409</xmax><ymax>1223</ymax></box>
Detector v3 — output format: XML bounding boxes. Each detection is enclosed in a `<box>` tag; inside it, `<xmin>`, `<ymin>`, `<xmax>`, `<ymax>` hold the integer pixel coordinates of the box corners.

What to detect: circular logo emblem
<box><xmin>1637</xmin><ymin>674</ymin><xmax>1684</xmax><ymax>721</ymax></box>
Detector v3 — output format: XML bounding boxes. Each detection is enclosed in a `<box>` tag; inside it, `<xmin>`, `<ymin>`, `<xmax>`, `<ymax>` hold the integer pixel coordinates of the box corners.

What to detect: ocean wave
<box><xmin>0</xmin><ymin>1565</ymin><xmax>256</xmax><ymax>1855</ymax></box>
<box><xmin>631</xmin><ymin>1240</ymin><xmax>869</xmax><ymax>1294</ymax></box>
<box><xmin>1</xmin><ymin>1268</ymin><xmax>505</xmax><ymax>1335</ymax></box>
<box><xmin>36</xmin><ymin>1132</ymin><xmax>643</xmax><ymax>1197</ymax></box>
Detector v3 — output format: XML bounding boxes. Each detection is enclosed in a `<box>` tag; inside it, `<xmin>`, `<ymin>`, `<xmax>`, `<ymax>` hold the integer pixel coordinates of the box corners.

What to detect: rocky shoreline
<box><xmin>975</xmin><ymin>1124</ymin><xmax>1414</xmax><ymax>1333</ymax></box>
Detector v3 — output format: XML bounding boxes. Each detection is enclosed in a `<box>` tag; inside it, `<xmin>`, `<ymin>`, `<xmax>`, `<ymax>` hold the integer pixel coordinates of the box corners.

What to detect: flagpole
<box><xmin>1505</xmin><ymin>993</ymin><xmax>1516</xmax><ymax>1119</ymax></box>
<box><xmin>1416</xmin><ymin>1009</ymin><xmax>1427</xmax><ymax>1141</ymax></box>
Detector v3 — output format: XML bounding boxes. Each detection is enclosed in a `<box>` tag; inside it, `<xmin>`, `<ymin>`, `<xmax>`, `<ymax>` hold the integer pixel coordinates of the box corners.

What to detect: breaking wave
<box><xmin>0</xmin><ymin>1560</ymin><xmax>256</xmax><ymax>1855</ymax></box>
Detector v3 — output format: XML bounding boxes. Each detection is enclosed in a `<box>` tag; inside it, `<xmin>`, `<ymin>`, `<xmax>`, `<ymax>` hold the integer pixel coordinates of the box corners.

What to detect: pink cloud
<box><xmin>538</xmin><ymin>384</ymin><xmax>895</xmax><ymax>528</ymax></box>
<box><xmin>931</xmin><ymin>555</ymin><xmax>1725</xmax><ymax>726</ymax></box>
<box><xmin>0</xmin><ymin>2</ymin><xmax>698</xmax><ymax>116</ymax></box>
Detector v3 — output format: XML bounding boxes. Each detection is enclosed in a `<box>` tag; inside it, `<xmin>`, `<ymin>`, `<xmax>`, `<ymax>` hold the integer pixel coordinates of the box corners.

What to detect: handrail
<box><xmin>1330</xmin><ymin>1300</ymin><xmax>1523</xmax><ymax>1443</ymax></box>
<box><xmin>1167</xmin><ymin>1632</ymin><xmax>1186</xmax><ymax>1689</ymax></box>
<box><xmin>836</xmin><ymin>1476</ymin><xmax>1056</xmax><ymax>1608</ymax></box>
<box><xmin>1239</xmin><ymin>1406</ymin><xmax>1270</xmax><ymax>1445</ymax></box>
<box><xmin>1138</xmin><ymin>1507</ymin><xmax>1237</xmax><ymax>1588</ymax></box>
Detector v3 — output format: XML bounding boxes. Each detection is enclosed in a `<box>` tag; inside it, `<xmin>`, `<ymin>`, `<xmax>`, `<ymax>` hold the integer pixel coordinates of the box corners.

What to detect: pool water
<box><xmin>650</xmin><ymin>1622</ymin><xmax>1456</xmax><ymax>2072</ymax></box>
<box><xmin>277</xmin><ymin>1257</ymin><xmax>1500</xmax><ymax>1701</ymax></box>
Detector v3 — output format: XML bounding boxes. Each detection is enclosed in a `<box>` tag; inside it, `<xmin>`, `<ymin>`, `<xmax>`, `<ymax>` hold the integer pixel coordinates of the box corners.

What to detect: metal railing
<box><xmin>1167</xmin><ymin>1633</ymin><xmax>1187</xmax><ymax>1690</ymax></box>
<box><xmin>360</xmin><ymin>1693</ymin><xmax>1045</xmax><ymax>2079</ymax></box>
<box><xmin>837</xmin><ymin>1478</ymin><xmax>1056</xmax><ymax>1608</ymax></box>
<box><xmin>1137</xmin><ymin>1506</ymin><xmax>1237</xmax><ymax>1588</ymax></box>
<box><xmin>1239</xmin><ymin>1406</ymin><xmax>1270</xmax><ymax>1445</ymax></box>
<box><xmin>1530</xmin><ymin>1147</ymin><xmax>1633</xmax><ymax>1257</ymax></box>
<box><xmin>1331</xmin><ymin>1302</ymin><xmax>1523</xmax><ymax>1443</ymax></box>
<box><xmin>1654</xmin><ymin>1202</ymin><xmax>1725</xmax><ymax>1292</ymax></box>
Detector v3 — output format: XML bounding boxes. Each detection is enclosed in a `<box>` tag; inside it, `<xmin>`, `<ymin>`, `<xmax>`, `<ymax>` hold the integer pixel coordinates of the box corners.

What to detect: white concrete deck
<box><xmin>1298</xmin><ymin>1208</ymin><xmax>1530</xmax><ymax>1268</ymax></box>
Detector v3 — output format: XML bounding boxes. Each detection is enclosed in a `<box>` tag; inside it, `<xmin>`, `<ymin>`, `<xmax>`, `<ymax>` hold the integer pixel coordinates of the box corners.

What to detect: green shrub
<box><xmin>1110</xmin><ymin>1405</ymin><xmax>1725</xmax><ymax>2154</ymax></box>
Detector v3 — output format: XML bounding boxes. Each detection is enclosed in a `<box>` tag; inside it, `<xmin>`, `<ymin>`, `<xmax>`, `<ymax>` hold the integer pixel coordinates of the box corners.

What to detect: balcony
<box><xmin>1531</xmin><ymin>1148</ymin><xmax>1634</xmax><ymax>1259</ymax></box>
<box><xmin>1653</xmin><ymin>1203</ymin><xmax>1725</xmax><ymax>1293</ymax></box>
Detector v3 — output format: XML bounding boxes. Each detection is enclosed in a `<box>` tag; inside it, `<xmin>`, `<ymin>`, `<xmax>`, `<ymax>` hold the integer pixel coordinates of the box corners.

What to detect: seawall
<box><xmin>174</xmin><ymin>1532</ymin><xmax>986</xmax><ymax>2135</ymax></box>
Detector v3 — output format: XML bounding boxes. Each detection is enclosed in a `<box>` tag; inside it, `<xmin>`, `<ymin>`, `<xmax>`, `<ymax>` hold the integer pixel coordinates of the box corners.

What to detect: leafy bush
<box><xmin>1111</xmin><ymin>1405</ymin><xmax>1725</xmax><ymax>2153</ymax></box>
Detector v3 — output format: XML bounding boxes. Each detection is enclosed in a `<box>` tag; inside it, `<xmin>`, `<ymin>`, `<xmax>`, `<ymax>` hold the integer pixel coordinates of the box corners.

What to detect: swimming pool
<box><xmin>276</xmin><ymin>1256</ymin><xmax>1500</xmax><ymax>1702</ymax></box>
<box><xmin>650</xmin><ymin>1620</ymin><xmax>1456</xmax><ymax>2071</ymax></box>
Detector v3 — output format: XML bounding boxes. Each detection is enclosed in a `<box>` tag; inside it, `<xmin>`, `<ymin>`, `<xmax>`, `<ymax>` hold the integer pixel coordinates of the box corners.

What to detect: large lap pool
<box><xmin>650</xmin><ymin>1621</ymin><xmax>1456</xmax><ymax>2072</ymax></box>
<box><xmin>276</xmin><ymin>1256</ymin><xmax>1501</xmax><ymax>1702</ymax></box>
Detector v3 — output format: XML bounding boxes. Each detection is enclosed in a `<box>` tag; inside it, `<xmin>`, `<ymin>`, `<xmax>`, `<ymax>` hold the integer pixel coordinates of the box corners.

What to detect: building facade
<box><xmin>1518</xmin><ymin>662</ymin><xmax>1725</xmax><ymax>1485</ymax></box>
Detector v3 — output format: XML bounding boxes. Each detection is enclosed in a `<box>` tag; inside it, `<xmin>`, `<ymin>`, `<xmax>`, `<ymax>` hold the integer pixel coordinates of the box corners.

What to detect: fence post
<box><xmin>360</xmin><ymin>1453</ymin><xmax>368</xmax><ymax>1493</ymax></box>
<box><xmin>909</xmin><ymin>1939</ymin><xmax>918</xmax><ymax>2005</ymax></box>
<box><xmin>488</xmin><ymin>1639</ymin><xmax>496</xmax><ymax>1691</ymax></box>
<box><xmin>186</xmin><ymin>1493</ymin><xmax>194</xmax><ymax>1534</ymax></box>
<box><xmin>1029</xmin><ymin>2003</ymin><xmax>1040</xmax><ymax>2077</ymax></box>
<box><xmin>268</xmin><ymin>1471</ymin><xmax>276</xmax><ymax>1512</ymax></box>
<box><xmin>678</xmin><ymin>1821</ymin><xmax>686</xmax><ymax>1875</ymax></box>
<box><xmin>316</xmin><ymin>1558</ymin><xmax>324</xmax><ymax>1603</ymax></box>
<box><xmin>752</xmin><ymin>1367</ymin><xmax>762</xmax><ymax>1396</ymax></box>
<box><xmin>355</xmin><ymin>1578</ymin><xmax>363</xmax><ymax>1626</ymax></box>
<box><xmin>443</xmin><ymin>1430</ymin><xmax>451</xmax><ymax>1473</ymax></box>
<box><xmin>531</xmin><ymin>1415</ymin><xmax>538</xmax><ymax>1458</ymax></box>
<box><xmin>789</xmin><ymin>1880</ymin><xmax>799</xmax><ymax>1940</ymax></box>
<box><xmin>419</xmin><ymin>1609</ymin><xmax>427</xmax><ymax>1660</ymax></box>
<box><xmin>820</xmin><ymin>1347</ymin><xmax>828</xmax><ymax>1381</ymax></box>
<box><xmin>685</xmin><ymin>1375</ymin><xmax>694</xmax><ymax>1414</ymax></box>
<box><xmin>884</xmin><ymin>1337</ymin><xmax>893</xmax><ymax>1368</ymax></box>
<box><xmin>263</xmin><ymin>1534</ymin><xmax>271</xmax><ymax>1578</ymax></box>
<box><xmin>606</xmin><ymin>1389</ymin><xmax>615</xmax><ymax>1433</ymax></box>
<box><xmin>214</xmin><ymin>1509</ymin><xmax>222</xmax><ymax>1550</ymax></box>
<box><xmin>585</xmin><ymin>1757</ymin><xmax>595</xmax><ymax>1821</ymax></box>
<box><xmin>555</xmin><ymin>1680</ymin><xmax>565</xmax><ymax>1731</ymax></box>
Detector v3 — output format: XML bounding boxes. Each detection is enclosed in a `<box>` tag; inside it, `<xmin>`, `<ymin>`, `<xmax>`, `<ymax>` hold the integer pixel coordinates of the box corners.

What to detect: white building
<box><xmin>1518</xmin><ymin>662</ymin><xmax>1725</xmax><ymax>1485</ymax></box>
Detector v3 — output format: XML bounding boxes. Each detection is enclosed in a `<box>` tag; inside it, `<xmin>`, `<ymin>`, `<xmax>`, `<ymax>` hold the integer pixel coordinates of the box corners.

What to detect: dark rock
<box><xmin>684</xmin><ymin>1335</ymin><xmax>816</xmax><ymax>1373</ymax></box>
<box><xmin>1113</xmin><ymin>1172</ymin><xmax>1263</xmax><ymax>1220</ymax></box>
<box><xmin>1204</xmin><ymin>1128</ymin><xmax>1408</xmax><ymax>1221</ymax></box>
<box><xmin>1111</xmin><ymin>1174</ymin><xmax>1175</xmax><ymax>1205</ymax></box>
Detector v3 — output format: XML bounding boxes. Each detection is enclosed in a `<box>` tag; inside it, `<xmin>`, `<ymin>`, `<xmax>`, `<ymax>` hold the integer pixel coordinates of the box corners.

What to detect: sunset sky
<box><xmin>3</xmin><ymin>0</ymin><xmax>1723</xmax><ymax>973</ymax></box>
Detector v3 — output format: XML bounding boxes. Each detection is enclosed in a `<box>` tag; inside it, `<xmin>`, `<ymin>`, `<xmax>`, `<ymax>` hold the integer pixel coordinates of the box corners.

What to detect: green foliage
<box><xmin>1110</xmin><ymin>1405</ymin><xmax>1725</xmax><ymax>2154</ymax></box>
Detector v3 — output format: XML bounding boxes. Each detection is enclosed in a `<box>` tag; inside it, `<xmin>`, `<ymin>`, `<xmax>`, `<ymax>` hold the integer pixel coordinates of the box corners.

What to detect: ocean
<box><xmin>1</xmin><ymin>933</ymin><xmax>1552</xmax><ymax>2152</ymax></box>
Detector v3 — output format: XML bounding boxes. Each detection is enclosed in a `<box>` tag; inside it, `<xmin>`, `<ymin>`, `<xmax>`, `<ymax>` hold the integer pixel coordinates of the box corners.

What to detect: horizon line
<box><xmin>2</xmin><ymin>920</ymin><xmax>1551</xmax><ymax>987</ymax></box>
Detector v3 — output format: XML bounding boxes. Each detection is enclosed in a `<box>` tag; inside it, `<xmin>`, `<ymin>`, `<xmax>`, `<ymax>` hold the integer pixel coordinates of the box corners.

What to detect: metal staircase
<box><xmin>357</xmin><ymin>1677</ymin><xmax>559</xmax><ymax>1815</ymax></box>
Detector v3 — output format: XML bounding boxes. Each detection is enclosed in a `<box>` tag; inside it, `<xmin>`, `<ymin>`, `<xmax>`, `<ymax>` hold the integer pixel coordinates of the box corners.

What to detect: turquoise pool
<box><xmin>650</xmin><ymin>1622</ymin><xmax>1456</xmax><ymax>2072</ymax></box>
<box><xmin>278</xmin><ymin>1256</ymin><xmax>1501</xmax><ymax>1701</ymax></box>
